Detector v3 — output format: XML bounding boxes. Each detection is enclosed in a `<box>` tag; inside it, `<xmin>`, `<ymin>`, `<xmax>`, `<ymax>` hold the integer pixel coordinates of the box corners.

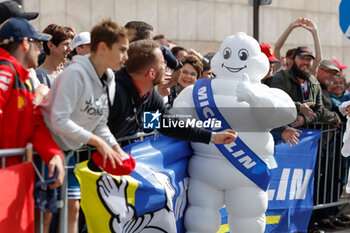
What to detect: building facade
<box><xmin>13</xmin><ymin>0</ymin><xmax>350</xmax><ymax>77</ymax></box>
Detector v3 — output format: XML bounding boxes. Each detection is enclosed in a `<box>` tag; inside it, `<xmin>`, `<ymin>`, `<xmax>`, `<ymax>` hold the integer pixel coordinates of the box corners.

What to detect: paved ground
<box><xmin>324</xmin><ymin>205</ymin><xmax>350</xmax><ymax>233</ymax></box>
<box><xmin>325</xmin><ymin>228</ymin><xmax>350</xmax><ymax>232</ymax></box>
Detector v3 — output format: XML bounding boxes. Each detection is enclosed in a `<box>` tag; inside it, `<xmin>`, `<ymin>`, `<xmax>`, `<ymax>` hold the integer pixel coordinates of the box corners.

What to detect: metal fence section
<box><xmin>306</xmin><ymin>122</ymin><xmax>350</xmax><ymax>214</ymax></box>
<box><xmin>0</xmin><ymin>143</ymin><xmax>33</xmax><ymax>167</ymax></box>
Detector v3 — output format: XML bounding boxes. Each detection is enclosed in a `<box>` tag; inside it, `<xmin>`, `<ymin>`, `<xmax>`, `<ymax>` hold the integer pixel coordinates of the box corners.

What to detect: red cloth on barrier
<box><xmin>0</xmin><ymin>162</ymin><xmax>35</xmax><ymax>233</ymax></box>
<box><xmin>92</xmin><ymin>152</ymin><xmax>135</xmax><ymax>176</ymax></box>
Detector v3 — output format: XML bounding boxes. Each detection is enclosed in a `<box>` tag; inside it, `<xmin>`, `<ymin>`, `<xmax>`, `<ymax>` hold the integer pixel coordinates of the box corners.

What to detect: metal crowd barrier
<box><xmin>306</xmin><ymin>122</ymin><xmax>350</xmax><ymax>216</ymax></box>
<box><xmin>1</xmin><ymin>126</ymin><xmax>350</xmax><ymax>232</ymax></box>
<box><xmin>0</xmin><ymin>143</ymin><xmax>33</xmax><ymax>166</ymax></box>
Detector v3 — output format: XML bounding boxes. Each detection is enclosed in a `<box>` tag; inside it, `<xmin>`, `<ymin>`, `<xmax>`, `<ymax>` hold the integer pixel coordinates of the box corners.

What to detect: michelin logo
<box><xmin>268</xmin><ymin>168</ymin><xmax>312</xmax><ymax>201</ymax></box>
<box><xmin>143</xmin><ymin>110</ymin><xmax>161</xmax><ymax>129</ymax></box>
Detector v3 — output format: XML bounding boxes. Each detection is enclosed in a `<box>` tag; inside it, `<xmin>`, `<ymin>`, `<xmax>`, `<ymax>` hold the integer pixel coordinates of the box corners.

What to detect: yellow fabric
<box><xmin>75</xmin><ymin>161</ymin><xmax>138</xmax><ymax>233</ymax></box>
<box><xmin>217</xmin><ymin>223</ymin><xmax>230</xmax><ymax>233</ymax></box>
<box><xmin>266</xmin><ymin>215</ymin><xmax>281</xmax><ymax>225</ymax></box>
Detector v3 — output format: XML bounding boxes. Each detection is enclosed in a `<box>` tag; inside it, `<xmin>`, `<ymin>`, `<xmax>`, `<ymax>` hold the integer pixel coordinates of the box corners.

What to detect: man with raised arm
<box><xmin>274</xmin><ymin>18</ymin><xmax>321</xmax><ymax>74</ymax></box>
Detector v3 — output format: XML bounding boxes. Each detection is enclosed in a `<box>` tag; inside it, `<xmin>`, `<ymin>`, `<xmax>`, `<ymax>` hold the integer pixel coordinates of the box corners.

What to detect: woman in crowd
<box><xmin>329</xmin><ymin>75</ymin><xmax>350</xmax><ymax>121</ymax></box>
<box><xmin>167</xmin><ymin>55</ymin><xmax>203</xmax><ymax>107</ymax></box>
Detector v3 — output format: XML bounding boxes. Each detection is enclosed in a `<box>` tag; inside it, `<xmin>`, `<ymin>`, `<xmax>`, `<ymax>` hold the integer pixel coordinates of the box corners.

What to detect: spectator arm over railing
<box><xmin>33</xmin><ymin>110</ymin><xmax>64</xmax><ymax>188</ymax></box>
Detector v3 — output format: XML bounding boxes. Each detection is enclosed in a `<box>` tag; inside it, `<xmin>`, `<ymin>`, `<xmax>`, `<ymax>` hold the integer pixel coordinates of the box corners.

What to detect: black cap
<box><xmin>293</xmin><ymin>46</ymin><xmax>315</xmax><ymax>59</ymax></box>
<box><xmin>0</xmin><ymin>1</ymin><xmax>38</xmax><ymax>24</ymax></box>
<box><xmin>0</xmin><ymin>18</ymin><xmax>51</xmax><ymax>44</ymax></box>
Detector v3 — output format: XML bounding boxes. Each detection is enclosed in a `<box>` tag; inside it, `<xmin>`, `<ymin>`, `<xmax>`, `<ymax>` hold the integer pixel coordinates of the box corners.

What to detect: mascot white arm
<box><xmin>174</xmin><ymin>32</ymin><xmax>296</xmax><ymax>233</ymax></box>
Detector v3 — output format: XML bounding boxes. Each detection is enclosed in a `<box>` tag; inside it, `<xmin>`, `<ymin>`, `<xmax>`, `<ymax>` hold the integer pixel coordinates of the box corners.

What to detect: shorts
<box><xmin>66</xmin><ymin>153</ymin><xmax>81</xmax><ymax>199</ymax></box>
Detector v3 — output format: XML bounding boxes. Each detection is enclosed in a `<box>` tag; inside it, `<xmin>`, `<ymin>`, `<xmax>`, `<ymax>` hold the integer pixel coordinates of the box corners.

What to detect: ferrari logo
<box><xmin>18</xmin><ymin>96</ymin><xmax>25</xmax><ymax>110</ymax></box>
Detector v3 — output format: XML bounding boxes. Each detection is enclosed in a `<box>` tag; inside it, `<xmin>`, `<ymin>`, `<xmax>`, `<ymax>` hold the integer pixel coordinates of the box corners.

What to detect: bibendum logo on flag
<box><xmin>74</xmin><ymin>135</ymin><xmax>194</xmax><ymax>233</ymax></box>
<box><xmin>75</xmin><ymin>161</ymin><xmax>188</xmax><ymax>233</ymax></box>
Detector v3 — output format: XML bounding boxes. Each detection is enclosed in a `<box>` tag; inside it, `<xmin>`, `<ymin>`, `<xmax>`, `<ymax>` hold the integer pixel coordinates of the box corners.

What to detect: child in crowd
<box><xmin>39</xmin><ymin>19</ymin><xmax>131</xmax><ymax>233</ymax></box>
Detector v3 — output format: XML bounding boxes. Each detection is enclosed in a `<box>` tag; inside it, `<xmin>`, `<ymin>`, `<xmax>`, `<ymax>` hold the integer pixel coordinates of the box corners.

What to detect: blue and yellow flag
<box><xmin>75</xmin><ymin>135</ymin><xmax>192</xmax><ymax>233</ymax></box>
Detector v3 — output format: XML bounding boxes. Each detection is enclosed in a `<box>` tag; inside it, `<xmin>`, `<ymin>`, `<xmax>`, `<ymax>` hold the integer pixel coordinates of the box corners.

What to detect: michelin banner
<box><xmin>264</xmin><ymin>129</ymin><xmax>321</xmax><ymax>233</ymax></box>
<box><xmin>75</xmin><ymin>129</ymin><xmax>321</xmax><ymax>233</ymax></box>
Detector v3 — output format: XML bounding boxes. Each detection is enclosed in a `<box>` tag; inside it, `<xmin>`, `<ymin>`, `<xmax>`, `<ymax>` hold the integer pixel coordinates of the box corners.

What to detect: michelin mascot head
<box><xmin>182</xmin><ymin>32</ymin><xmax>296</xmax><ymax>233</ymax></box>
<box><xmin>211</xmin><ymin>32</ymin><xmax>269</xmax><ymax>81</ymax></box>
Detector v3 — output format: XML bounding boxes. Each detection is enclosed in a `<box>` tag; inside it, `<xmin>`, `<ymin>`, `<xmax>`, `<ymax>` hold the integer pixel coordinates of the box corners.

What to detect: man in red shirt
<box><xmin>0</xmin><ymin>17</ymin><xmax>64</xmax><ymax>188</ymax></box>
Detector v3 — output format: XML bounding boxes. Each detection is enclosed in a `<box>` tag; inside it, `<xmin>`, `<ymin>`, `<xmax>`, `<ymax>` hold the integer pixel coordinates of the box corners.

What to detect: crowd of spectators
<box><xmin>263</xmin><ymin>18</ymin><xmax>349</xmax><ymax>233</ymax></box>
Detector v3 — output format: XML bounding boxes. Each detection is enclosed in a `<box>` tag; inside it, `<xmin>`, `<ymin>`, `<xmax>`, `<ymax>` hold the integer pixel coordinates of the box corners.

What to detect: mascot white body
<box><xmin>173</xmin><ymin>32</ymin><xmax>297</xmax><ymax>233</ymax></box>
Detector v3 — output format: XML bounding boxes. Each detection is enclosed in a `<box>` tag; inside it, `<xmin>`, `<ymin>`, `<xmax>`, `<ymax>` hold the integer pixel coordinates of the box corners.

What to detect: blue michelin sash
<box><xmin>193</xmin><ymin>78</ymin><xmax>271</xmax><ymax>191</ymax></box>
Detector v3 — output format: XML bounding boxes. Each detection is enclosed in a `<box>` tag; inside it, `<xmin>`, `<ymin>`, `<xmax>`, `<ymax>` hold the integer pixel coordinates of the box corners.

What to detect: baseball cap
<box><xmin>260</xmin><ymin>43</ymin><xmax>279</xmax><ymax>63</ymax></box>
<box><xmin>331</xmin><ymin>59</ymin><xmax>348</xmax><ymax>70</ymax></box>
<box><xmin>0</xmin><ymin>17</ymin><xmax>51</xmax><ymax>44</ymax></box>
<box><xmin>319</xmin><ymin>59</ymin><xmax>340</xmax><ymax>72</ymax></box>
<box><xmin>71</xmin><ymin>31</ymin><xmax>91</xmax><ymax>50</ymax></box>
<box><xmin>293</xmin><ymin>46</ymin><xmax>315</xmax><ymax>59</ymax></box>
<box><xmin>161</xmin><ymin>45</ymin><xmax>178</xmax><ymax>69</ymax></box>
<box><xmin>0</xmin><ymin>1</ymin><xmax>38</xmax><ymax>24</ymax></box>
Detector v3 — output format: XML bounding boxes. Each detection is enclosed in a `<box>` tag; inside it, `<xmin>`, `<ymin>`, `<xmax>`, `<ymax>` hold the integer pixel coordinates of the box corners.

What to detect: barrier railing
<box><xmin>0</xmin><ymin>143</ymin><xmax>33</xmax><ymax>166</ymax></box>
<box><xmin>306</xmin><ymin>122</ymin><xmax>350</xmax><ymax>215</ymax></box>
<box><xmin>1</xmin><ymin>126</ymin><xmax>349</xmax><ymax>232</ymax></box>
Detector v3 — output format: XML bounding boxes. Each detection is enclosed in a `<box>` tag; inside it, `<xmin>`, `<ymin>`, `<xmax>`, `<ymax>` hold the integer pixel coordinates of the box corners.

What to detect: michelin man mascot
<box><xmin>173</xmin><ymin>32</ymin><xmax>297</xmax><ymax>233</ymax></box>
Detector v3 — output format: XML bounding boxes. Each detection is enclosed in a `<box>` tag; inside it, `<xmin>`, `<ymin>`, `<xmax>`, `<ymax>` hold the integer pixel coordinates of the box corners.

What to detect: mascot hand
<box><xmin>98</xmin><ymin>174</ymin><xmax>130</xmax><ymax>219</ymax></box>
<box><xmin>237</xmin><ymin>73</ymin><xmax>253</xmax><ymax>103</ymax></box>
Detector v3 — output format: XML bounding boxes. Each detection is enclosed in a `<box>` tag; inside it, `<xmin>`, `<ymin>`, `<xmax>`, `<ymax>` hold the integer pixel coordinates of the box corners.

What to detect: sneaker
<box><xmin>332</xmin><ymin>218</ymin><xmax>347</xmax><ymax>227</ymax></box>
<box><xmin>318</xmin><ymin>219</ymin><xmax>336</xmax><ymax>229</ymax></box>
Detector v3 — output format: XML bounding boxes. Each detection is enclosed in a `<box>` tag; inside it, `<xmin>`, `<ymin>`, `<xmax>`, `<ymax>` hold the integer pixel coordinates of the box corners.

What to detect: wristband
<box><xmin>210</xmin><ymin>132</ymin><xmax>216</xmax><ymax>143</ymax></box>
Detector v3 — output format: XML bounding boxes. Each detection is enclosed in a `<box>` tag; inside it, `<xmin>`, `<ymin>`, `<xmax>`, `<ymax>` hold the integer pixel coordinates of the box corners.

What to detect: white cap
<box><xmin>71</xmin><ymin>31</ymin><xmax>90</xmax><ymax>50</ymax></box>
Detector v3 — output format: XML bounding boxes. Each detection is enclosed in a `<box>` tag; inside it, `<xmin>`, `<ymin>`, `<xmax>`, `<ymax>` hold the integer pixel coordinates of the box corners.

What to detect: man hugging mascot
<box><xmin>173</xmin><ymin>32</ymin><xmax>297</xmax><ymax>233</ymax></box>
